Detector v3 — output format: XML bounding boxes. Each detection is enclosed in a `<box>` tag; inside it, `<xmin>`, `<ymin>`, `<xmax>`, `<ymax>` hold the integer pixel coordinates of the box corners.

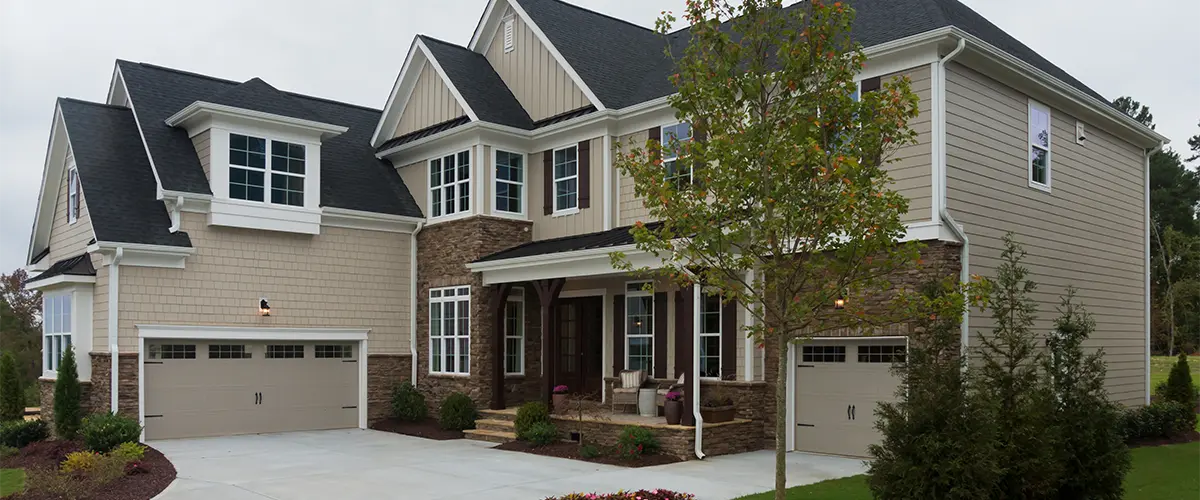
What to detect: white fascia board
<box><xmin>105</xmin><ymin>64</ymin><xmax>129</xmax><ymax>107</ymax></box>
<box><xmin>321</xmin><ymin>206</ymin><xmax>422</xmax><ymax>233</ymax></box>
<box><xmin>24</xmin><ymin>274</ymin><xmax>97</xmax><ymax>291</ymax></box>
<box><xmin>209</xmin><ymin>198</ymin><xmax>322</xmax><ymax>235</ymax></box>
<box><xmin>499</xmin><ymin>0</ymin><xmax>606</xmax><ymax>111</ymax></box>
<box><xmin>372</xmin><ymin>40</ymin><xmax>425</xmax><ymax>148</ymax></box>
<box><xmin>89</xmin><ymin>242</ymin><xmax>195</xmax><ymax>269</ymax></box>
<box><xmin>136</xmin><ymin>324</ymin><xmax>369</xmax><ymax>341</ymax></box>
<box><xmin>467</xmin><ymin>0</ymin><xmax>504</xmax><ymax>51</ymax></box>
<box><xmin>27</xmin><ymin>104</ymin><xmax>68</xmax><ymax>265</ymax></box>
<box><xmin>165</xmin><ymin>102</ymin><xmax>348</xmax><ymax>139</ymax></box>
<box><xmin>417</xmin><ymin>39</ymin><xmax>480</xmax><ymax>123</ymax></box>
<box><xmin>158</xmin><ymin>189</ymin><xmax>212</xmax><ymax>213</ymax></box>
<box><xmin>118</xmin><ymin>68</ymin><xmax>167</xmax><ymax>195</ymax></box>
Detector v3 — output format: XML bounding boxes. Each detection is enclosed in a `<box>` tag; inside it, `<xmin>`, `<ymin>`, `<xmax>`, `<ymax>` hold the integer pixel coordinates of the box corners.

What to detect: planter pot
<box><xmin>700</xmin><ymin>405</ymin><xmax>736</xmax><ymax>424</ymax></box>
<box><xmin>664</xmin><ymin>400</ymin><xmax>683</xmax><ymax>425</ymax></box>
<box><xmin>552</xmin><ymin>393</ymin><xmax>568</xmax><ymax>412</ymax></box>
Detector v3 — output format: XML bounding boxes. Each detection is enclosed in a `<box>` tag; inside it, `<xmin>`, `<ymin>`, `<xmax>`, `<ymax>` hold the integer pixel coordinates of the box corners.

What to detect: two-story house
<box><xmin>24</xmin><ymin>0</ymin><xmax>1164</xmax><ymax>459</ymax></box>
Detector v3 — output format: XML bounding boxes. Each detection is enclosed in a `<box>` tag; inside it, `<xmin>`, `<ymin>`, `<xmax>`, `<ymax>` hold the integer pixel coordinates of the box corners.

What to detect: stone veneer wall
<box><xmin>37</xmin><ymin>379</ymin><xmax>92</xmax><ymax>436</ymax></box>
<box><xmin>86</xmin><ymin>353</ymin><xmax>139</xmax><ymax>419</ymax></box>
<box><xmin>368</xmin><ymin>354</ymin><xmax>413</xmax><ymax>424</ymax></box>
<box><xmin>414</xmin><ymin>216</ymin><xmax>533</xmax><ymax>411</ymax></box>
<box><xmin>549</xmin><ymin>415</ymin><xmax>759</xmax><ymax>460</ymax></box>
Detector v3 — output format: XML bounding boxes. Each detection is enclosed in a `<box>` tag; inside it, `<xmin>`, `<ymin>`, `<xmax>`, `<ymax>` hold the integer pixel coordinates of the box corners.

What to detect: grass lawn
<box><xmin>734</xmin><ymin>442</ymin><xmax>1199</xmax><ymax>500</ymax></box>
<box><xmin>0</xmin><ymin>468</ymin><xmax>24</xmax><ymax>498</ymax></box>
<box><xmin>1149</xmin><ymin>355</ymin><xmax>1199</xmax><ymax>391</ymax></box>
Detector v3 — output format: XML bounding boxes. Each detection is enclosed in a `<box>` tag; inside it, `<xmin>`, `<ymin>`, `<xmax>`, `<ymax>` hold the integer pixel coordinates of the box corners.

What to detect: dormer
<box><xmin>165</xmin><ymin>78</ymin><xmax>348</xmax><ymax>234</ymax></box>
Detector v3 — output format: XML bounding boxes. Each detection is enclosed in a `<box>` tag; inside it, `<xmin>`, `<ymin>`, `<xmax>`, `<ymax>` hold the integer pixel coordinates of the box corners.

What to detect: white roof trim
<box><xmin>468</xmin><ymin>0</ymin><xmax>606</xmax><ymax>111</ymax></box>
<box><xmin>165</xmin><ymin>101</ymin><xmax>348</xmax><ymax>138</ymax></box>
<box><xmin>25</xmin><ymin>274</ymin><xmax>97</xmax><ymax>291</ymax></box>
<box><xmin>111</xmin><ymin>66</ymin><xmax>167</xmax><ymax>202</ymax></box>
<box><xmin>136</xmin><ymin>324</ymin><xmax>369</xmax><ymax>341</ymax></box>
<box><xmin>370</xmin><ymin>39</ymin><xmax>479</xmax><ymax>148</ymax></box>
<box><xmin>416</xmin><ymin>38</ymin><xmax>480</xmax><ymax>123</ymax></box>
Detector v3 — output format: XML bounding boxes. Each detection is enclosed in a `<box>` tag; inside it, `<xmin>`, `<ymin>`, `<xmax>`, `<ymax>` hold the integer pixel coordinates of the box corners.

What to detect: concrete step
<box><xmin>475</xmin><ymin>419</ymin><xmax>516</xmax><ymax>433</ymax></box>
<box><xmin>464</xmin><ymin>428</ymin><xmax>517</xmax><ymax>444</ymax></box>
<box><xmin>478</xmin><ymin>409</ymin><xmax>518</xmax><ymax>422</ymax></box>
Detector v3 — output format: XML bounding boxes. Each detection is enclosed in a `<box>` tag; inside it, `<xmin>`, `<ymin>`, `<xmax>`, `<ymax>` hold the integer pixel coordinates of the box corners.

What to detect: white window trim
<box><xmin>624</xmin><ymin>281</ymin><xmax>654</xmax><ymax>372</ymax></box>
<box><xmin>1028</xmin><ymin>99</ymin><xmax>1052</xmax><ymax>192</ymax></box>
<box><xmin>429</xmin><ymin>285</ymin><xmax>471</xmax><ymax>375</ymax></box>
<box><xmin>429</xmin><ymin>149</ymin><xmax>473</xmax><ymax>220</ymax></box>
<box><xmin>699</xmin><ymin>289</ymin><xmax>722</xmax><ymax>380</ymax></box>
<box><xmin>660</xmin><ymin>122</ymin><xmax>693</xmax><ymax>186</ymax></box>
<box><xmin>67</xmin><ymin>166</ymin><xmax>80</xmax><ymax>224</ymax></box>
<box><xmin>552</xmin><ymin>145</ymin><xmax>579</xmax><ymax>214</ymax></box>
<box><xmin>42</xmin><ymin>292</ymin><xmax>73</xmax><ymax>378</ymax></box>
<box><xmin>228</xmin><ymin>133</ymin><xmax>309</xmax><ymax>207</ymax></box>
<box><xmin>493</xmin><ymin>149</ymin><xmax>527</xmax><ymax>217</ymax></box>
<box><xmin>504</xmin><ymin>287</ymin><xmax>525</xmax><ymax>376</ymax></box>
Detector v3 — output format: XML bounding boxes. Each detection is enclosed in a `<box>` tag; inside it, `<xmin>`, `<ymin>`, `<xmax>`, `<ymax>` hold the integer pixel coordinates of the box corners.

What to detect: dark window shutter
<box><xmin>861</xmin><ymin>76</ymin><xmax>881</xmax><ymax>94</ymax></box>
<box><xmin>613</xmin><ymin>294</ymin><xmax>625</xmax><ymax>375</ymax></box>
<box><xmin>578</xmin><ymin>140</ymin><xmax>591</xmax><ymax>209</ymax></box>
<box><xmin>721</xmin><ymin>297</ymin><xmax>738</xmax><ymax>380</ymax></box>
<box><xmin>543</xmin><ymin>149</ymin><xmax>553</xmax><ymax>215</ymax></box>
<box><xmin>648</xmin><ymin>126</ymin><xmax>661</xmax><ymax>163</ymax></box>
<box><xmin>674</xmin><ymin>287</ymin><xmax>693</xmax><ymax>381</ymax></box>
<box><xmin>653</xmin><ymin>291</ymin><xmax>668</xmax><ymax>379</ymax></box>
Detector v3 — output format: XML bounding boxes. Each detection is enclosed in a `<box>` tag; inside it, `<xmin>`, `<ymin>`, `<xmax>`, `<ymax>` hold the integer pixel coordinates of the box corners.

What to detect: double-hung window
<box><xmin>495</xmin><ymin>150</ymin><xmax>524</xmax><ymax>214</ymax></box>
<box><xmin>430</xmin><ymin>286</ymin><xmax>470</xmax><ymax>374</ymax></box>
<box><xmin>42</xmin><ymin>293</ymin><xmax>72</xmax><ymax>375</ymax></box>
<box><xmin>67</xmin><ymin>167</ymin><xmax>80</xmax><ymax>224</ymax></box>
<box><xmin>699</xmin><ymin>291</ymin><xmax>722</xmax><ymax>378</ymax></box>
<box><xmin>1028</xmin><ymin>99</ymin><xmax>1051</xmax><ymax>191</ymax></box>
<box><xmin>552</xmin><ymin>146</ymin><xmax>578</xmax><ymax>212</ymax></box>
<box><xmin>430</xmin><ymin>151</ymin><xmax>471</xmax><ymax>218</ymax></box>
<box><xmin>661</xmin><ymin>122</ymin><xmax>693</xmax><ymax>188</ymax></box>
<box><xmin>229</xmin><ymin>133</ymin><xmax>306</xmax><ymax>206</ymax></box>
<box><xmin>504</xmin><ymin>287</ymin><xmax>524</xmax><ymax>375</ymax></box>
<box><xmin>625</xmin><ymin>282</ymin><xmax>654</xmax><ymax>374</ymax></box>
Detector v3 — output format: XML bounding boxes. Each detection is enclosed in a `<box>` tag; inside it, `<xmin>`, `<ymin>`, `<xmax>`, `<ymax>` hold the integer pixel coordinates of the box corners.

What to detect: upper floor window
<box><xmin>1028</xmin><ymin>100</ymin><xmax>1051</xmax><ymax>191</ymax></box>
<box><xmin>430</xmin><ymin>150</ymin><xmax>471</xmax><ymax>218</ymax></box>
<box><xmin>553</xmin><ymin>146</ymin><xmax>578</xmax><ymax>212</ymax></box>
<box><xmin>495</xmin><ymin>150</ymin><xmax>524</xmax><ymax>214</ymax></box>
<box><xmin>43</xmin><ymin>293</ymin><xmax>72</xmax><ymax>376</ymax></box>
<box><xmin>67</xmin><ymin>167</ymin><xmax>80</xmax><ymax>224</ymax></box>
<box><xmin>661</xmin><ymin>122</ymin><xmax>693</xmax><ymax>188</ymax></box>
<box><xmin>229</xmin><ymin>133</ymin><xmax>306</xmax><ymax>206</ymax></box>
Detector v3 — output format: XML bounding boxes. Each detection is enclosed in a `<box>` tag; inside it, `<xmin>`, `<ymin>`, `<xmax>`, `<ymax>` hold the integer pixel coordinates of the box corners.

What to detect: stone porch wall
<box><xmin>548</xmin><ymin>414</ymin><xmax>759</xmax><ymax>460</ymax></box>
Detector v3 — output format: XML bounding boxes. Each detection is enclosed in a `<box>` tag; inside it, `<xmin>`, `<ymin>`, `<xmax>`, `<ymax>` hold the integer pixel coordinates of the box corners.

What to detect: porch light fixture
<box><xmin>834</xmin><ymin>295</ymin><xmax>846</xmax><ymax>310</ymax></box>
<box><xmin>259</xmin><ymin>298</ymin><xmax>271</xmax><ymax>316</ymax></box>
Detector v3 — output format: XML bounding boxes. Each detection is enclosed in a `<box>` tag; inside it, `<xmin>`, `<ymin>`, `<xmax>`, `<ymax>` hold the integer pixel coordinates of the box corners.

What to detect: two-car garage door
<box><xmin>143</xmin><ymin>341</ymin><xmax>359</xmax><ymax>440</ymax></box>
<box><xmin>794</xmin><ymin>338</ymin><xmax>905</xmax><ymax>457</ymax></box>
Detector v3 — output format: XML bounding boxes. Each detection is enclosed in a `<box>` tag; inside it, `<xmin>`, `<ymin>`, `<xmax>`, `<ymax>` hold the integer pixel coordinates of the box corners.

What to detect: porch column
<box><xmin>532</xmin><ymin>278</ymin><xmax>566</xmax><ymax>406</ymax></box>
<box><xmin>489</xmin><ymin>282</ymin><xmax>514</xmax><ymax>410</ymax></box>
<box><xmin>675</xmin><ymin>285</ymin><xmax>696</xmax><ymax>426</ymax></box>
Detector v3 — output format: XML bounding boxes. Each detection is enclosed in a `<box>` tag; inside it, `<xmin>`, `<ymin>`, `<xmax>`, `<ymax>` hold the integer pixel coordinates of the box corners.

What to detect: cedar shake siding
<box><xmin>944</xmin><ymin>63</ymin><xmax>1147</xmax><ymax>405</ymax></box>
<box><xmin>192</xmin><ymin>130</ymin><xmax>211</xmax><ymax>180</ymax></box>
<box><xmin>46</xmin><ymin>146</ymin><xmax>96</xmax><ymax>264</ymax></box>
<box><xmin>484</xmin><ymin>5</ymin><xmax>590</xmax><ymax>121</ymax></box>
<box><xmin>394</xmin><ymin>61</ymin><xmax>467</xmax><ymax>137</ymax></box>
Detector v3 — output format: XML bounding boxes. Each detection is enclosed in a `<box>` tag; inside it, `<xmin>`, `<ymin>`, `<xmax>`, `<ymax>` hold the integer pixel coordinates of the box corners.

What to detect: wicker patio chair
<box><xmin>611</xmin><ymin>369</ymin><xmax>647</xmax><ymax>413</ymax></box>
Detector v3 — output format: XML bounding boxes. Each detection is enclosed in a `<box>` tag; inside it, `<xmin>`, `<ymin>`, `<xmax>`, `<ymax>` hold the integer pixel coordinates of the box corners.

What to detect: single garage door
<box><xmin>793</xmin><ymin>339</ymin><xmax>904</xmax><ymax>457</ymax></box>
<box><xmin>144</xmin><ymin>341</ymin><xmax>358</xmax><ymax>440</ymax></box>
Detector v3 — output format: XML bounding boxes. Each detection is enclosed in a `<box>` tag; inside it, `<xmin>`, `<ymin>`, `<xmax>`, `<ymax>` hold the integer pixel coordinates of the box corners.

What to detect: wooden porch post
<box><xmin>531</xmin><ymin>278</ymin><xmax>566</xmax><ymax>406</ymax></box>
<box><xmin>489</xmin><ymin>283</ymin><xmax>514</xmax><ymax>410</ymax></box>
<box><xmin>675</xmin><ymin>285</ymin><xmax>696</xmax><ymax>426</ymax></box>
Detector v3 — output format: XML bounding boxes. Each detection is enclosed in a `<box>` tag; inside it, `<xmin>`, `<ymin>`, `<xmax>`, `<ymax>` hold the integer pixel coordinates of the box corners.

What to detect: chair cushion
<box><xmin>620</xmin><ymin>370</ymin><xmax>643</xmax><ymax>388</ymax></box>
<box><xmin>613</xmin><ymin>387</ymin><xmax>638</xmax><ymax>393</ymax></box>
<box><xmin>677</xmin><ymin>373</ymin><xmax>686</xmax><ymax>385</ymax></box>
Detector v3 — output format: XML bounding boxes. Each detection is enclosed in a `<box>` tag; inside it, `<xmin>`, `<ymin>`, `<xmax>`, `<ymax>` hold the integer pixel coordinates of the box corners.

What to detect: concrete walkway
<box><xmin>151</xmin><ymin>429</ymin><xmax>866</xmax><ymax>500</ymax></box>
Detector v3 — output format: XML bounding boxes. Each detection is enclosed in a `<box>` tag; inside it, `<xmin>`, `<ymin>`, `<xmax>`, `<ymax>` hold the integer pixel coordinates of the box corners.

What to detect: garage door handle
<box><xmin>851</xmin><ymin>405</ymin><xmax>856</xmax><ymax>420</ymax></box>
<box><xmin>847</xmin><ymin>405</ymin><xmax>851</xmax><ymax>420</ymax></box>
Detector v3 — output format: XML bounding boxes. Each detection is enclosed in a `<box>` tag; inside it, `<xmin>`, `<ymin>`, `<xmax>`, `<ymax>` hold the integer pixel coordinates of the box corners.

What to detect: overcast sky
<box><xmin>0</xmin><ymin>0</ymin><xmax>1196</xmax><ymax>272</ymax></box>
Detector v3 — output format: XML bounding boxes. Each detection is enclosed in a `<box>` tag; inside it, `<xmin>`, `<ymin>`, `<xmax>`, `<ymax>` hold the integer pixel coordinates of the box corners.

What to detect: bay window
<box><xmin>430</xmin><ymin>150</ymin><xmax>471</xmax><ymax>218</ymax></box>
<box><xmin>430</xmin><ymin>286</ymin><xmax>471</xmax><ymax>374</ymax></box>
<box><xmin>42</xmin><ymin>293</ymin><xmax>72</xmax><ymax>375</ymax></box>
<box><xmin>625</xmin><ymin>282</ymin><xmax>653</xmax><ymax>374</ymax></box>
<box><xmin>495</xmin><ymin>150</ymin><xmax>524</xmax><ymax>214</ymax></box>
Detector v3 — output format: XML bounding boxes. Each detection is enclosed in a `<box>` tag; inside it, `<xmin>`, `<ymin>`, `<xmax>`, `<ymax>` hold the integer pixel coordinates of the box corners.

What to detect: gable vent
<box><xmin>503</xmin><ymin>18</ymin><xmax>515</xmax><ymax>53</ymax></box>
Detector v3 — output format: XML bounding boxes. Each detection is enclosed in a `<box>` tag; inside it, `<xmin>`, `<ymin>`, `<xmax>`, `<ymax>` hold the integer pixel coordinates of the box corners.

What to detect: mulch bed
<box><xmin>370</xmin><ymin>418</ymin><xmax>464</xmax><ymax>440</ymax></box>
<box><xmin>493</xmin><ymin>440</ymin><xmax>682</xmax><ymax>468</ymax></box>
<box><xmin>0</xmin><ymin>440</ymin><xmax>176</xmax><ymax>500</ymax></box>
<box><xmin>1129</xmin><ymin>429</ymin><xmax>1200</xmax><ymax>448</ymax></box>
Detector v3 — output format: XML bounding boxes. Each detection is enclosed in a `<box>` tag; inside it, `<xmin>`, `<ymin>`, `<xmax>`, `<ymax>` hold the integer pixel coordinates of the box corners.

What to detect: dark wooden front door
<box><xmin>554</xmin><ymin>297</ymin><xmax>603</xmax><ymax>396</ymax></box>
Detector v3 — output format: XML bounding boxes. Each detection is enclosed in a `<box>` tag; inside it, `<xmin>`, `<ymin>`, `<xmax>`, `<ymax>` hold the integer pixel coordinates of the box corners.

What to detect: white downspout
<box><xmin>692</xmin><ymin>284</ymin><xmax>705</xmax><ymax>459</ymax></box>
<box><xmin>167</xmin><ymin>195</ymin><xmax>183</xmax><ymax>233</ymax></box>
<box><xmin>108</xmin><ymin>247</ymin><xmax>123</xmax><ymax>412</ymax></box>
<box><xmin>936</xmin><ymin>36</ymin><xmax>968</xmax><ymax>353</ymax></box>
<box><xmin>940</xmin><ymin>210</ymin><xmax>970</xmax><ymax>353</ymax></box>
<box><xmin>410</xmin><ymin>221</ymin><xmax>425</xmax><ymax>385</ymax></box>
<box><xmin>1145</xmin><ymin>143</ymin><xmax>1162</xmax><ymax>404</ymax></box>
<box><xmin>743</xmin><ymin>268</ymin><xmax>756</xmax><ymax>381</ymax></box>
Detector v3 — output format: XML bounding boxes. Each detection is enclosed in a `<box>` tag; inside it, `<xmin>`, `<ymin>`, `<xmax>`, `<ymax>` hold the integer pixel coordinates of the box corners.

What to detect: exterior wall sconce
<box><xmin>259</xmin><ymin>298</ymin><xmax>271</xmax><ymax>316</ymax></box>
<box><xmin>834</xmin><ymin>295</ymin><xmax>846</xmax><ymax>310</ymax></box>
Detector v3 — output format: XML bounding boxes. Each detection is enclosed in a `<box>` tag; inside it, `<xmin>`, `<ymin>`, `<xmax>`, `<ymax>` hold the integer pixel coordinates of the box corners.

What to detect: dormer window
<box><xmin>229</xmin><ymin>134</ymin><xmax>306</xmax><ymax>207</ymax></box>
<box><xmin>430</xmin><ymin>150</ymin><xmax>471</xmax><ymax>218</ymax></box>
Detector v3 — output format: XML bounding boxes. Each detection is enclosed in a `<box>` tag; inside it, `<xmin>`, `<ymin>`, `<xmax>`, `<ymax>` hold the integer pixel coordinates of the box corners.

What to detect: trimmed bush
<box><xmin>53</xmin><ymin>347</ymin><xmax>83</xmax><ymax>439</ymax></box>
<box><xmin>579</xmin><ymin>443</ymin><xmax>601</xmax><ymax>459</ymax></box>
<box><xmin>0</xmin><ymin>418</ymin><xmax>49</xmax><ymax>448</ymax></box>
<box><xmin>390</xmin><ymin>381</ymin><xmax>427</xmax><ymax>422</ymax></box>
<box><xmin>108</xmin><ymin>441</ymin><xmax>147</xmax><ymax>461</ymax></box>
<box><xmin>524</xmin><ymin>421</ymin><xmax>558</xmax><ymax>446</ymax></box>
<box><xmin>0</xmin><ymin>444</ymin><xmax>17</xmax><ymax>458</ymax></box>
<box><xmin>615</xmin><ymin>426</ymin><xmax>658</xmax><ymax>459</ymax></box>
<box><xmin>438</xmin><ymin>392</ymin><xmax>477</xmax><ymax>431</ymax></box>
<box><xmin>81</xmin><ymin>412</ymin><xmax>142</xmax><ymax>453</ymax></box>
<box><xmin>0</xmin><ymin>351</ymin><xmax>23</xmax><ymax>422</ymax></box>
<box><xmin>1161</xmin><ymin>353</ymin><xmax>1197</xmax><ymax>410</ymax></box>
<box><xmin>514</xmin><ymin>401</ymin><xmax>550</xmax><ymax>440</ymax></box>
<box><xmin>60</xmin><ymin>451</ymin><xmax>102</xmax><ymax>473</ymax></box>
<box><xmin>1121</xmin><ymin>400</ymin><xmax>1194</xmax><ymax>441</ymax></box>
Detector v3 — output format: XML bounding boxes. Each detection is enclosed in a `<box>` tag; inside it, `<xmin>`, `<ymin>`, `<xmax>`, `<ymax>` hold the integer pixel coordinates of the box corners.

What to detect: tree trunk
<box><xmin>774</xmin><ymin>334</ymin><xmax>789</xmax><ymax>500</ymax></box>
<box><xmin>1168</xmin><ymin>290</ymin><xmax>1176</xmax><ymax>356</ymax></box>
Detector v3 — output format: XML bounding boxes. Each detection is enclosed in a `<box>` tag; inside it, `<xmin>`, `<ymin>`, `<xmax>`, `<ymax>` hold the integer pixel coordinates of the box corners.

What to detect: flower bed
<box><xmin>544</xmin><ymin>490</ymin><xmax>695</xmax><ymax>500</ymax></box>
<box><xmin>494</xmin><ymin>440</ymin><xmax>681</xmax><ymax>468</ymax></box>
<box><xmin>0</xmin><ymin>440</ymin><xmax>175</xmax><ymax>500</ymax></box>
<box><xmin>370</xmin><ymin>417</ymin><xmax>464</xmax><ymax>440</ymax></box>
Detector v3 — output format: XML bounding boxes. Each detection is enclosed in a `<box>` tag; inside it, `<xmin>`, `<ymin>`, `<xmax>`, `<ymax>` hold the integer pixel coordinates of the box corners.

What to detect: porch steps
<box><xmin>475</xmin><ymin>418</ymin><xmax>517</xmax><ymax>433</ymax></box>
<box><xmin>465</xmin><ymin>411</ymin><xmax>520</xmax><ymax>444</ymax></box>
<box><xmin>464</xmin><ymin>428</ymin><xmax>517</xmax><ymax>443</ymax></box>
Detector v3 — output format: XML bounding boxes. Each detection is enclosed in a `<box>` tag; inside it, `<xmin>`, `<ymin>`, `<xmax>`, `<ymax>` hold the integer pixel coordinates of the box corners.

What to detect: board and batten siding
<box><xmin>485</xmin><ymin>7</ymin><xmax>589</xmax><ymax>121</ymax></box>
<box><xmin>394</xmin><ymin>61</ymin><xmax>466</xmax><ymax>137</ymax></box>
<box><xmin>105</xmin><ymin>212</ymin><xmax>412</xmax><ymax>354</ymax></box>
<box><xmin>617</xmin><ymin>65</ymin><xmax>935</xmax><ymax>228</ymax></box>
<box><xmin>944</xmin><ymin>63</ymin><xmax>1147</xmax><ymax>405</ymax></box>
<box><xmin>528</xmin><ymin>137</ymin><xmax>604</xmax><ymax>240</ymax></box>
<box><xmin>192</xmin><ymin>130</ymin><xmax>211</xmax><ymax>180</ymax></box>
<box><xmin>46</xmin><ymin>145</ymin><xmax>97</xmax><ymax>264</ymax></box>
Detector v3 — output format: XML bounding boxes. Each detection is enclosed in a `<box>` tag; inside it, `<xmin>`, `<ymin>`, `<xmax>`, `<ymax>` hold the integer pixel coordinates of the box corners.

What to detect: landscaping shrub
<box><xmin>615</xmin><ymin>426</ymin><xmax>658</xmax><ymax>459</ymax></box>
<box><xmin>514</xmin><ymin>401</ymin><xmax>551</xmax><ymax>439</ymax></box>
<box><xmin>579</xmin><ymin>443</ymin><xmax>601</xmax><ymax>459</ymax></box>
<box><xmin>1161</xmin><ymin>353</ymin><xmax>1197</xmax><ymax>411</ymax></box>
<box><xmin>0</xmin><ymin>351</ymin><xmax>23</xmax><ymax>422</ymax></box>
<box><xmin>1121</xmin><ymin>400</ymin><xmax>1194</xmax><ymax>440</ymax></box>
<box><xmin>108</xmin><ymin>441</ymin><xmax>147</xmax><ymax>461</ymax></box>
<box><xmin>438</xmin><ymin>392</ymin><xmax>477</xmax><ymax>431</ymax></box>
<box><xmin>390</xmin><ymin>381</ymin><xmax>427</xmax><ymax>422</ymax></box>
<box><xmin>81</xmin><ymin>412</ymin><xmax>142</xmax><ymax>453</ymax></box>
<box><xmin>0</xmin><ymin>444</ymin><xmax>17</xmax><ymax>458</ymax></box>
<box><xmin>524</xmin><ymin>421</ymin><xmax>559</xmax><ymax>446</ymax></box>
<box><xmin>53</xmin><ymin>347</ymin><xmax>83</xmax><ymax>439</ymax></box>
<box><xmin>0</xmin><ymin>418</ymin><xmax>49</xmax><ymax>448</ymax></box>
<box><xmin>26</xmin><ymin>468</ymin><xmax>93</xmax><ymax>500</ymax></box>
<box><xmin>543</xmin><ymin>490</ymin><xmax>695</xmax><ymax>500</ymax></box>
<box><xmin>60</xmin><ymin>450</ymin><xmax>102</xmax><ymax>473</ymax></box>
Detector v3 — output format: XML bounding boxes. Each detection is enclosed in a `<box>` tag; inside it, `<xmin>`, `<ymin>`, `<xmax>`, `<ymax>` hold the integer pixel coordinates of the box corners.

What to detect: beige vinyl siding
<box><xmin>105</xmin><ymin>212</ymin><xmax>412</xmax><ymax>354</ymax></box>
<box><xmin>192</xmin><ymin>130</ymin><xmax>211</xmax><ymax>180</ymax></box>
<box><xmin>396</xmin><ymin>159</ymin><xmax>428</xmax><ymax>217</ymax></box>
<box><xmin>617</xmin><ymin>129</ymin><xmax>651</xmax><ymax>227</ymax></box>
<box><xmin>529</xmin><ymin>137</ymin><xmax>604</xmax><ymax>240</ymax></box>
<box><xmin>47</xmin><ymin>145</ymin><xmax>96</xmax><ymax>264</ymax></box>
<box><xmin>394</xmin><ymin>61</ymin><xmax>466</xmax><ymax>137</ymax></box>
<box><xmin>485</xmin><ymin>9</ymin><xmax>589</xmax><ymax>121</ymax></box>
<box><xmin>944</xmin><ymin>63</ymin><xmax>1147</xmax><ymax>405</ymax></box>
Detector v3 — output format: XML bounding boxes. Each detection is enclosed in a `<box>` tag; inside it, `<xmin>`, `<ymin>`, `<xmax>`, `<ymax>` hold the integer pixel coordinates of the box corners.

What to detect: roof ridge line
<box><xmin>57</xmin><ymin>97</ymin><xmax>130</xmax><ymax>111</ymax></box>
<box><xmin>124</xmin><ymin>60</ymin><xmax>242</xmax><ymax>85</ymax></box>
<box><xmin>534</xmin><ymin>0</ymin><xmax>657</xmax><ymax>34</ymax></box>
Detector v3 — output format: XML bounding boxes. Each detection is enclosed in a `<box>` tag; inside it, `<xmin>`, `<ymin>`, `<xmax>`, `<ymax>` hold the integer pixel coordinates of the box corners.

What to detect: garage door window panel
<box><xmin>858</xmin><ymin>345</ymin><xmax>905</xmax><ymax>363</ymax></box>
<box><xmin>267</xmin><ymin>345</ymin><xmax>305</xmax><ymax>359</ymax></box>
<box><xmin>149</xmin><ymin>344</ymin><xmax>196</xmax><ymax>360</ymax></box>
<box><xmin>209</xmin><ymin>345</ymin><xmax>251</xmax><ymax>359</ymax></box>
<box><xmin>315</xmin><ymin>345</ymin><xmax>353</xmax><ymax>359</ymax></box>
<box><xmin>802</xmin><ymin>345</ymin><xmax>845</xmax><ymax>363</ymax></box>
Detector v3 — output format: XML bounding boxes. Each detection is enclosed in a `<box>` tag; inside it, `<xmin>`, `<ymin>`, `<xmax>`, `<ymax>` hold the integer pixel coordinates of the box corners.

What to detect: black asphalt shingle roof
<box><xmin>476</xmin><ymin>222</ymin><xmax>662</xmax><ymax>262</ymax></box>
<box><xmin>419</xmin><ymin>36</ymin><xmax>535</xmax><ymax>130</ymax></box>
<box><xmin>58</xmin><ymin>98</ymin><xmax>193</xmax><ymax>248</ymax></box>
<box><xmin>26</xmin><ymin>253</ymin><xmax>96</xmax><ymax>284</ymax></box>
<box><xmin>117</xmin><ymin>60</ymin><xmax>422</xmax><ymax>218</ymax></box>
<box><xmin>202</xmin><ymin>78</ymin><xmax>322</xmax><ymax>124</ymax></box>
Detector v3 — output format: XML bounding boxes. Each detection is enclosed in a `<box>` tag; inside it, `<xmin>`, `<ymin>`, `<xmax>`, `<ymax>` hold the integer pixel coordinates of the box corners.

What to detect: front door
<box><xmin>554</xmin><ymin>297</ymin><xmax>603</xmax><ymax>396</ymax></box>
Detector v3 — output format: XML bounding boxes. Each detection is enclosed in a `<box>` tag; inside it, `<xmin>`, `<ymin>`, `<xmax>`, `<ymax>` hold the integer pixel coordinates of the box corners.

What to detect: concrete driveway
<box><xmin>151</xmin><ymin>429</ymin><xmax>866</xmax><ymax>500</ymax></box>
